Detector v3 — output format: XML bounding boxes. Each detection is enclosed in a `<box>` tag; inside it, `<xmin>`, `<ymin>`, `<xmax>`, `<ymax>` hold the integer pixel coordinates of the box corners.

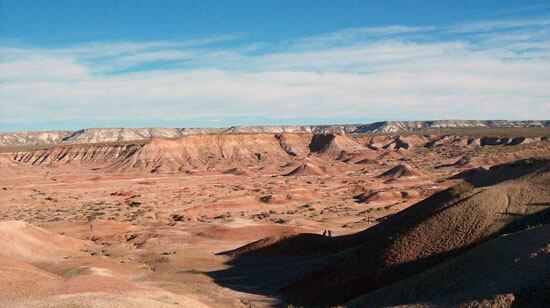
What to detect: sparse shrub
<box><xmin>214</xmin><ymin>212</ymin><xmax>232</xmax><ymax>219</ymax></box>
<box><xmin>260</xmin><ymin>195</ymin><xmax>273</xmax><ymax>203</ymax></box>
<box><xmin>272</xmin><ymin>218</ymin><xmax>287</xmax><ymax>224</ymax></box>
<box><xmin>450</xmin><ymin>181</ymin><xmax>474</xmax><ymax>197</ymax></box>
<box><xmin>251</xmin><ymin>212</ymin><xmax>270</xmax><ymax>220</ymax></box>
<box><xmin>171</xmin><ymin>214</ymin><xmax>184</xmax><ymax>221</ymax></box>
<box><xmin>86</xmin><ymin>213</ymin><xmax>96</xmax><ymax>222</ymax></box>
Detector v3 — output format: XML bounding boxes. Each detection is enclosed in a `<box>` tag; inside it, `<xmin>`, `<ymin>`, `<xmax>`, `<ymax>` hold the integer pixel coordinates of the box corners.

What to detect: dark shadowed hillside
<box><xmin>214</xmin><ymin>158</ymin><xmax>550</xmax><ymax>307</ymax></box>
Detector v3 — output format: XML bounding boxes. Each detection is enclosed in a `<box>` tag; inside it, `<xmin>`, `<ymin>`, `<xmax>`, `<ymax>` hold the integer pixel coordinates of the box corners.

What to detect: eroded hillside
<box><xmin>0</xmin><ymin>127</ymin><xmax>548</xmax><ymax>307</ymax></box>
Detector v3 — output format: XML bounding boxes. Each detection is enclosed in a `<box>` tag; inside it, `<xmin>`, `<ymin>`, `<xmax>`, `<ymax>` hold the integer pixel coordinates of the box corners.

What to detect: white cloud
<box><xmin>291</xmin><ymin>25</ymin><xmax>434</xmax><ymax>47</ymax></box>
<box><xmin>1</xmin><ymin>19</ymin><xmax>549</xmax><ymax>129</ymax></box>
<box><xmin>447</xmin><ymin>18</ymin><xmax>550</xmax><ymax>33</ymax></box>
<box><xmin>0</xmin><ymin>55</ymin><xmax>89</xmax><ymax>81</ymax></box>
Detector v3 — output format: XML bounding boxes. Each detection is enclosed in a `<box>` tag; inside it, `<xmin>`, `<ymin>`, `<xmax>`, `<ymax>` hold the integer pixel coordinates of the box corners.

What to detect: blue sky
<box><xmin>1</xmin><ymin>1</ymin><xmax>549</xmax><ymax>131</ymax></box>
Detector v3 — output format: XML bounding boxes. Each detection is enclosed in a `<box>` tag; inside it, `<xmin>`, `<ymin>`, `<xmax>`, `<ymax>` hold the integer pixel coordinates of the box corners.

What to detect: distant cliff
<box><xmin>354</xmin><ymin>120</ymin><xmax>549</xmax><ymax>133</ymax></box>
<box><xmin>0</xmin><ymin>126</ymin><xmax>359</xmax><ymax>147</ymax></box>
<box><xmin>1</xmin><ymin>120</ymin><xmax>548</xmax><ymax>147</ymax></box>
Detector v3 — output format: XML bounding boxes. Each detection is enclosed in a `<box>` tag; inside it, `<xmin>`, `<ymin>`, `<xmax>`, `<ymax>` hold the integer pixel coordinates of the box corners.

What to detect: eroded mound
<box><xmin>284</xmin><ymin>162</ymin><xmax>326</xmax><ymax>176</ymax></box>
<box><xmin>0</xmin><ymin>221</ymin><xmax>210</xmax><ymax>307</ymax></box>
<box><xmin>309</xmin><ymin>134</ymin><xmax>367</xmax><ymax>159</ymax></box>
<box><xmin>0</xmin><ymin>220</ymin><xmax>90</xmax><ymax>262</ymax></box>
<box><xmin>0</xmin><ymin>154</ymin><xmax>17</xmax><ymax>167</ymax></box>
<box><xmin>377</xmin><ymin>163</ymin><xmax>425</xmax><ymax>180</ymax></box>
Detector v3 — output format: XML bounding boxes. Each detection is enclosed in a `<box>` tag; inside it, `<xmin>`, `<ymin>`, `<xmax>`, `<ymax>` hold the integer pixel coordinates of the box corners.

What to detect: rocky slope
<box><xmin>222</xmin><ymin>158</ymin><xmax>550</xmax><ymax>307</ymax></box>
<box><xmin>347</xmin><ymin>224</ymin><xmax>550</xmax><ymax>307</ymax></box>
<box><xmin>6</xmin><ymin>132</ymin><xmax>550</xmax><ymax>173</ymax></box>
<box><xmin>0</xmin><ymin>125</ymin><xmax>359</xmax><ymax>147</ymax></box>
<box><xmin>2</xmin><ymin>120</ymin><xmax>548</xmax><ymax>147</ymax></box>
<box><xmin>299</xmin><ymin>158</ymin><xmax>548</xmax><ymax>306</ymax></box>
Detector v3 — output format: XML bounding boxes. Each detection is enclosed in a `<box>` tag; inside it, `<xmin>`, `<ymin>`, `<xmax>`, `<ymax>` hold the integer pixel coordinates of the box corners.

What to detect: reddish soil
<box><xmin>0</xmin><ymin>131</ymin><xmax>548</xmax><ymax>307</ymax></box>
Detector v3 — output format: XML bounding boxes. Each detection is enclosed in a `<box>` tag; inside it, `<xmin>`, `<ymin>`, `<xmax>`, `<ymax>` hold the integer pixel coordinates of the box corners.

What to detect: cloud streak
<box><xmin>1</xmin><ymin>18</ymin><xmax>549</xmax><ymax>130</ymax></box>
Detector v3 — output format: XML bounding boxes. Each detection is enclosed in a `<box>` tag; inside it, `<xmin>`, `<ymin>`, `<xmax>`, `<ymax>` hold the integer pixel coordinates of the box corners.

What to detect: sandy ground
<box><xmin>0</xmin><ymin>133</ymin><xmax>548</xmax><ymax>307</ymax></box>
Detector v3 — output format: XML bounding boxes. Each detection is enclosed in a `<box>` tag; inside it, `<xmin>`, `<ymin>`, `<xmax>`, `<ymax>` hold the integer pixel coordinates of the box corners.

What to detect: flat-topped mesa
<box><xmin>8</xmin><ymin>134</ymin><xmax>336</xmax><ymax>172</ymax></box>
<box><xmin>223</xmin><ymin>125</ymin><xmax>358</xmax><ymax>135</ymax></box>
<box><xmin>0</xmin><ymin>125</ymin><xmax>359</xmax><ymax>147</ymax></box>
<box><xmin>109</xmin><ymin>134</ymin><xmax>306</xmax><ymax>172</ymax></box>
<box><xmin>4</xmin><ymin>131</ymin><xmax>549</xmax><ymax>173</ymax></box>
<box><xmin>354</xmin><ymin>120</ymin><xmax>549</xmax><ymax>134</ymax></box>
<box><xmin>2</xmin><ymin>120</ymin><xmax>547</xmax><ymax>147</ymax></box>
<box><xmin>12</xmin><ymin>144</ymin><xmax>137</xmax><ymax>166</ymax></box>
<box><xmin>0</xmin><ymin>130</ymin><xmax>73</xmax><ymax>147</ymax></box>
<box><xmin>63</xmin><ymin>127</ymin><xmax>184</xmax><ymax>144</ymax></box>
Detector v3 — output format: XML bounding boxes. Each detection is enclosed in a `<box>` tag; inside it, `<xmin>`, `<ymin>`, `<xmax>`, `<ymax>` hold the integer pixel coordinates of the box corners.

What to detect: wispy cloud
<box><xmin>1</xmin><ymin>18</ymin><xmax>549</xmax><ymax>130</ymax></box>
<box><xmin>291</xmin><ymin>25</ymin><xmax>434</xmax><ymax>47</ymax></box>
<box><xmin>447</xmin><ymin>18</ymin><xmax>550</xmax><ymax>33</ymax></box>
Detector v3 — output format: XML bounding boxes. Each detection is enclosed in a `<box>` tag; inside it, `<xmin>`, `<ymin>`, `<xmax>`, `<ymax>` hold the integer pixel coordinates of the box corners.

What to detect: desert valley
<box><xmin>3</xmin><ymin>1</ymin><xmax>550</xmax><ymax>306</ymax></box>
<box><xmin>0</xmin><ymin>120</ymin><xmax>549</xmax><ymax>307</ymax></box>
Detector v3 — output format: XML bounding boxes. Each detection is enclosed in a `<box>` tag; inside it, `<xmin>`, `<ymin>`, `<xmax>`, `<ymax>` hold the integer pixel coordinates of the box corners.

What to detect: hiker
<box><xmin>90</xmin><ymin>223</ymin><xmax>93</xmax><ymax>231</ymax></box>
<box><xmin>322</xmin><ymin>229</ymin><xmax>327</xmax><ymax>236</ymax></box>
<box><xmin>328</xmin><ymin>230</ymin><xmax>332</xmax><ymax>237</ymax></box>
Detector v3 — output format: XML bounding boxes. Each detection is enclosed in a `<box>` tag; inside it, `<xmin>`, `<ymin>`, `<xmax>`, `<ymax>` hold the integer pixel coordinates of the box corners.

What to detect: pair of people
<box><xmin>322</xmin><ymin>229</ymin><xmax>332</xmax><ymax>237</ymax></box>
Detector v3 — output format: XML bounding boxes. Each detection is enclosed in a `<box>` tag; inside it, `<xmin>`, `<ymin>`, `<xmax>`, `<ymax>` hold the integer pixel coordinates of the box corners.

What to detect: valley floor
<box><xmin>0</xmin><ymin>130</ymin><xmax>548</xmax><ymax>307</ymax></box>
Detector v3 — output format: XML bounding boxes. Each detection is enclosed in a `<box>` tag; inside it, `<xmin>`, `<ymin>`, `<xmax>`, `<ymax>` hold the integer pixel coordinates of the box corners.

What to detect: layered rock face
<box><xmin>5</xmin><ymin>132</ymin><xmax>549</xmax><ymax>173</ymax></box>
<box><xmin>2</xmin><ymin>120</ymin><xmax>547</xmax><ymax>147</ymax></box>
<box><xmin>0</xmin><ymin>125</ymin><xmax>359</xmax><ymax>147</ymax></box>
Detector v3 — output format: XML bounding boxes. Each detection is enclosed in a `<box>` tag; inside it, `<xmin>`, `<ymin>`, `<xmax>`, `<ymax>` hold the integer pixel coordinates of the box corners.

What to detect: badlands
<box><xmin>0</xmin><ymin>121</ymin><xmax>549</xmax><ymax>307</ymax></box>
